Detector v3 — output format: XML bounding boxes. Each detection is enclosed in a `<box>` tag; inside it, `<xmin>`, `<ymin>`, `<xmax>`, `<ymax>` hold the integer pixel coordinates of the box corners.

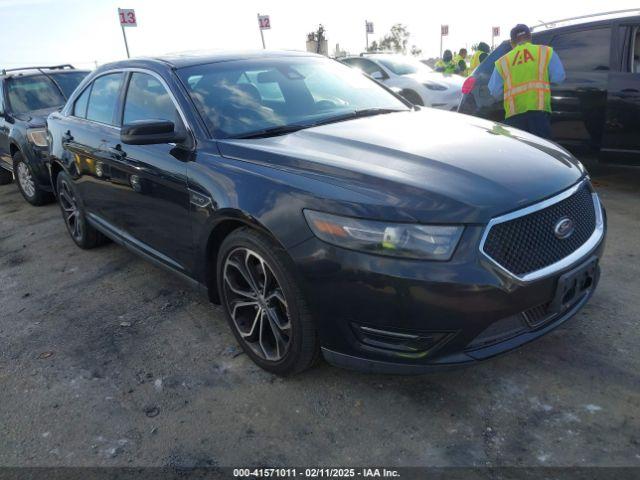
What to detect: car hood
<box><xmin>218</xmin><ymin>109</ymin><xmax>585</xmax><ymax>223</ymax></box>
<box><xmin>13</xmin><ymin>106</ymin><xmax>61</xmax><ymax>127</ymax></box>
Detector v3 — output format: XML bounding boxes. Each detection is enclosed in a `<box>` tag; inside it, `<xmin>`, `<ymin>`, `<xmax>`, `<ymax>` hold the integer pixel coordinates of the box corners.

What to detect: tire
<box><xmin>56</xmin><ymin>170</ymin><xmax>107</xmax><ymax>249</ymax></box>
<box><xmin>217</xmin><ymin>227</ymin><xmax>320</xmax><ymax>375</ymax></box>
<box><xmin>13</xmin><ymin>151</ymin><xmax>53</xmax><ymax>206</ymax></box>
<box><xmin>400</xmin><ymin>89</ymin><xmax>424</xmax><ymax>106</ymax></box>
<box><xmin>0</xmin><ymin>167</ymin><xmax>12</xmax><ymax>185</ymax></box>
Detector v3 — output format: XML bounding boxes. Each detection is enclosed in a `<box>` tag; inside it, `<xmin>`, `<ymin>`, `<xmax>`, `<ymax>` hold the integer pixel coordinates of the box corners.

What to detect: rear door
<box><xmin>602</xmin><ymin>23</ymin><xmax>640</xmax><ymax>161</ymax></box>
<box><xmin>62</xmin><ymin>72</ymin><xmax>126</xmax><ymax>223</ymax></box>
<box><xmin>547</xmin><ymin>26</ymin><xmax>612</xmax><ymax>149</ymax></box>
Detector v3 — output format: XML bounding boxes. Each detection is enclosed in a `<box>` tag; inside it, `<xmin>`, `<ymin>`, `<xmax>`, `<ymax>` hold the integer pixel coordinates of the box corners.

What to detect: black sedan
<box><xmin>46</xmin><ymin>51</ymin><xmax>606</xmax><ymax>375</ymax></box>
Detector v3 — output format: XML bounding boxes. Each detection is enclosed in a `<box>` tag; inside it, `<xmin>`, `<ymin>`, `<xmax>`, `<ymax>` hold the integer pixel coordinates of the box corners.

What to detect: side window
<box><xmin>73</xmin><ymin>86</ymin><xmax>91</xmax><ymax>118</ymax></box>
<box><xmin>0</xmin><ymin>81</ymin><xmax>4</xmax><ymax>112</ymax></box>
<box><xmin>86</xmin><ymin>73</ymin><xmax>124</xmax><ymax>125</ymax></box>
<box><xmin>551</xmin><ymin>28</ymin><xmax>611</xmax><ymax>71</ymax></box>
<box><xmin>351</xmin><ymin>58</ymin><xmax>386</xmax><ymax>77</ymax></box>
<box><xmin>123</xmin><ymin>73</ymin><xmax>179</xmax><ymax>125</ymax></box>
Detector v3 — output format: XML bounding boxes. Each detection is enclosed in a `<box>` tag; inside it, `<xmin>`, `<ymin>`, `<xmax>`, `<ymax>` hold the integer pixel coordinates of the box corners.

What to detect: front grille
<box><xmin>483</xmin><ymin>184</ymin><xmax>596</xmax><ymax>276</ymax></box>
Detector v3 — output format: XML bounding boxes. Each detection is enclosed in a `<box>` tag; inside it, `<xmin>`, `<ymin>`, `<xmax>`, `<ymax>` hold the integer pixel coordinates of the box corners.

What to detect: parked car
<box><xmin>0</xmin><ymin>65</ymin><xmax>89</xmax><ymax>204</ymax></box>
<box><xmin>458</xmin><ymin>12</ymin><xmax>640</xmax><ymax>162</ymax></box>
<box><xmin>340</xmin><ymin>54</ymin><xmax>463</xmax><ymax>110</ymax></box>
<box><xmin>47</xmin><ymin>51</ymin><xmax>605</xmax><ymax>375</ymax></box>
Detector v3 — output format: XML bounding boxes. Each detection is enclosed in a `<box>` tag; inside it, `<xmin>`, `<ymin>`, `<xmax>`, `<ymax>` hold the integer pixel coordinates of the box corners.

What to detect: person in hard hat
<box><xmin>469</xmin><ymin>42</ymin><xmax>490</xmax><ymax>72</ymax></box>
<box><xmin>453</xmin><ymin>48</ymin><xmax>468</xmax><ymax>75</ymax></box>
<box><xmin>488</xmin><ymin>24</ymin><xmax>565</xmax><ymax>139</ymax></box>
<box><xmin>435</xmin><ymin>50</ymin><xmax>457</xmax><ymax>74</ymax></box>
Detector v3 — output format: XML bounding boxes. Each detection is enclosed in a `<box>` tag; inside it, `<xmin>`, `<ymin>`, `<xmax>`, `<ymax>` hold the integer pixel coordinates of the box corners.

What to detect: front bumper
<box><xmin>288</xmin><ymin>216</ymin><xmax>606</xmax><ymax>374</ymax></box>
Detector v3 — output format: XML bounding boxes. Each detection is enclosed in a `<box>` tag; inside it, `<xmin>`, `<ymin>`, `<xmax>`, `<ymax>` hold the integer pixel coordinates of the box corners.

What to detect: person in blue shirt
<box><xmin>488</xmin><ymin>24</ymin><xmax>566</xmax><ymax>139</ymax></box>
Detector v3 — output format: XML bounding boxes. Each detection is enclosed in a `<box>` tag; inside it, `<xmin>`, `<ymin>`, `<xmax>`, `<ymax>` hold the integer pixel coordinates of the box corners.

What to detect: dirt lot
<box><xmin>0</xmin><ymin>159</ymin><xmax>639</xmax><ymax>469</ymax></box>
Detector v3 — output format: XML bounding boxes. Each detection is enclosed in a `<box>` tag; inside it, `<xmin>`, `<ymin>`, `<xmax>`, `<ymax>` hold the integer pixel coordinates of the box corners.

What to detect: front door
<box><xmin>104</xmin><ymin>71</ymin><xmax>192</xmax><ymax>273</ymax></box>
<box><xmin>602</xmin><ymin>24</ymin><xmax>640</xmax><ymax>162</ymax></box>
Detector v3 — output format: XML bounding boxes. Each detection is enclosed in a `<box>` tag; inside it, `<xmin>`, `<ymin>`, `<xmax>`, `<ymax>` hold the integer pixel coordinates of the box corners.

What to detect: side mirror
<box><xmin>121</xmin><ymin>120</ymin><xmax>186</xmax><ymax>145</ymax></box>
<box><xmin>370</xmin><ymin>71</ymin><xmax>385</xmax><ymax>80</ymax></box>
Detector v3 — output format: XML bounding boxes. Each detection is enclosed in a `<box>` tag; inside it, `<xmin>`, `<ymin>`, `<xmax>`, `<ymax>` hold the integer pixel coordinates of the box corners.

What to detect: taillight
<box><xmin>461</xmin><ymin>76</ymin><xmax>476</xmax><ymax>95</ymax></box>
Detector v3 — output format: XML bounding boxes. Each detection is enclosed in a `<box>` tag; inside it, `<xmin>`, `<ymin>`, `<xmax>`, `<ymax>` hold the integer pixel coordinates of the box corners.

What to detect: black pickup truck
<box><xmin>0</xmin><ymin>65</ymin><xmax>88</xmax><ymax>205</ymax></box>
<box><xmin>458</xmin><ymin>11</ymin><xmax>640</xmax><ymax>163</ymax></box>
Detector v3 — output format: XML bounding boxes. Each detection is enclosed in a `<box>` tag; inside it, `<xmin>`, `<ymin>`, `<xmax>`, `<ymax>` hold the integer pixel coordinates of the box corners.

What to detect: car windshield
<box><xmin>6</xmin><ymin>75</ymin><xmax>66</xmax><ymax>114</ymax></box>
<box><xmin>177</xmin><ymin>56</ymin><xmax>410</xmax><ymax>139</ymax></box>
<box><xmin>376</xmin><ymin>56</ymin><xmax>433</xmax><ymax>76</ymax></box>
<box><xmin>48</xmin><ymin>71</ymin><xmax>89</xmax><ymax>98</ymax></box>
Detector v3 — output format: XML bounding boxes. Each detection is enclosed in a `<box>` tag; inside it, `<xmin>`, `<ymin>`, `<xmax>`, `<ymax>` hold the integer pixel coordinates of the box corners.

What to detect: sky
<box><xmin>1</xmin><ymin>0</ymin><xmax>639</xmax><ymax>69</ymax></box>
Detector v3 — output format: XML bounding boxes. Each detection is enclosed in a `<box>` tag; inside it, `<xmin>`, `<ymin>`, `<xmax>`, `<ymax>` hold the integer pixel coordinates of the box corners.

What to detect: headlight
<box><xmin>424</xmin><ymin>82</ymin><xmax>447</xmax><ymax>91</ymax></box>
<box><xmin>304</xmin><ymin>210</ymin><xmax>464</xmax><ymax>260</ymax></box>
<box><xmin>27</xmin><ymin>128</ymin><xmax>48</xmax><ymax>147</ymax></box>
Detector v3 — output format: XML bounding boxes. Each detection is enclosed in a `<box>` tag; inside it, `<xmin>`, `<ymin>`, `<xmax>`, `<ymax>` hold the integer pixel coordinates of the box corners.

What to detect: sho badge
<box><xmin>554</xmin><ymin>217</ymin><xmax>575</xmax><ymax>240</ymax></box>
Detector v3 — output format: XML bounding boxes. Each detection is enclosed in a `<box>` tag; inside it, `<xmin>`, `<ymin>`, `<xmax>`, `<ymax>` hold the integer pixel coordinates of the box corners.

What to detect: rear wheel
<box><xmin>0</xmin><ymin>167</ymin><xmax>12</xmax><ymax>185</ymax></box>
<box><xmin>13</xmin><ymin>152</ymin><xmax>53</xmax><ymax>206</ymax></box>
<box><xmin>217</xmin><ymin>228</ymin><xmax>319</xmax><ymax>375</ymax></box>
<box><xmin>56</xmin><ymin>170</ymin><xmax>107</xmax><ymax>249</ymax></box>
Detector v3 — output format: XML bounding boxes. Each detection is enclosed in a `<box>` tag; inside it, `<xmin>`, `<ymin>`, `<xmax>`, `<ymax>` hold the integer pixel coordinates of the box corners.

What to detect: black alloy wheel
<box><xmin>56</xmin><ymin>170</ymin><xmax>106</xmax><ymax>249</ymax></box>
<box><xmin>217</xmin><ymin>228</ymin><xmax>319</xmax><ymax>375</ymax></box>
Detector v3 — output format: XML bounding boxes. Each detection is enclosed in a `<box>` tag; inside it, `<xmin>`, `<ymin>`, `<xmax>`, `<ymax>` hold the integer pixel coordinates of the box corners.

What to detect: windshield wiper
<box><xmin>231</xmin><ymin>124</ymin><xmax>311</xmax><ymax>139</ymax></box>
<box><xmin>230</xmin><ymin>108</ymin><xmax>407</xmax><ymax>140</ymax></box>
<box><xmin>308</xmin><ymin>108</ymin><xmax>407</xmax><ymax>127</ymax></box>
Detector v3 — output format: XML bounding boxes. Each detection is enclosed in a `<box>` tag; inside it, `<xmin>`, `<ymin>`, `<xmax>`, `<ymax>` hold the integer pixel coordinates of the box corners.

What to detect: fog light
<box><xmin>352</xmin><ymin>324</ymin><xmax>453</xmax><ymax>357</ymax></box>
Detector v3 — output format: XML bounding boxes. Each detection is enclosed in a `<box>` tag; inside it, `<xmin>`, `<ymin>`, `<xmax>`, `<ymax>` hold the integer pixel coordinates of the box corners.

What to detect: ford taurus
<box><xmin>46</xmin><ymin>51</ymin><xmax>606</xmax><ymax>375</ymax></box>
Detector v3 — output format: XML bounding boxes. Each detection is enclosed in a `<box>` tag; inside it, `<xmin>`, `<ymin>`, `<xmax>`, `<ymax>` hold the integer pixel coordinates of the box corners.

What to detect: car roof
<box><xmin>97</xmin><ymin>50</ymin><xmax>324</xmax><ymax>71</ymax></box>
<box><xmin>531</xmin><ymin>11</ymin><xmax>640</xmax><ymax>35</ymax></box>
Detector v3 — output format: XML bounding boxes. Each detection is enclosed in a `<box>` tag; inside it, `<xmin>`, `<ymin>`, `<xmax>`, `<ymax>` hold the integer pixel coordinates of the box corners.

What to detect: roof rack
<box><xmin>1</xmin><ymin>64</ymin><xmax>75</xmax><ymax>75</ymax></box>
<box><xmin>532</xmin><ymin>8</ymin><xmax>640</xmax><ymax>31</ymax></box>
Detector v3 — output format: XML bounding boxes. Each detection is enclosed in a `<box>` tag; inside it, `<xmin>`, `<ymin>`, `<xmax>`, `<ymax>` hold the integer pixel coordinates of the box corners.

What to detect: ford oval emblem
<box><xmin>554</xmin><ymin>217</ymin><xmax>575</xmax><ymax>240</ymax></box>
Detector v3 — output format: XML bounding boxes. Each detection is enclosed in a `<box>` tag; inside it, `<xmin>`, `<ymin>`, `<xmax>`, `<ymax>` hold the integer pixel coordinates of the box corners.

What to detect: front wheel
<box><xmin>217</xmin><ymin>228</ymin><xmax>319</xmax><ymax>375</ymax></box>
<box><xmin>13</xmin><ymin>152</ymin><xmax>53</xmax><ymax>206</ymax></box>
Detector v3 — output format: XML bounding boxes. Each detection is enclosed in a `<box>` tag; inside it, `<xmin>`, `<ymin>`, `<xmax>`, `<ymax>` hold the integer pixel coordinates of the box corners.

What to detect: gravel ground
<box><xmin>0</xmin><ymin>158</ymin><xmax>639</xmax><ymax>469</ymax></box>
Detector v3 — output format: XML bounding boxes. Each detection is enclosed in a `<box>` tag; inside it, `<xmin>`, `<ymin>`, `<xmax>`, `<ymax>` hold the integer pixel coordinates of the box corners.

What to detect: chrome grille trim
<box><xmin>479</xmin><ymin>179</ymin><xmax>604</xmax><ymax>283</ymax></box>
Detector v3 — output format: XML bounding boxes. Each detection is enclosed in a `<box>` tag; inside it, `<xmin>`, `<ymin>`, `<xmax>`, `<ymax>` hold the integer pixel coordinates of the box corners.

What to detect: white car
<box><xmin>340</xmin><ymin>54</ymin><xmax>464</xmax><ymax>111</ymax></box>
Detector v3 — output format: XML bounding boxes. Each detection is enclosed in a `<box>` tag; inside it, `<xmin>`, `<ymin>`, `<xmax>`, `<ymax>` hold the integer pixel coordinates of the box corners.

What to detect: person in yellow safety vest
<box><xmin>469</xmin><ymin>42</ymin><xmax>491</xmax><ymax>72</ymax></box>
<box><xmin>488</xmin><ymin>24</ymin><xmax>566</xmax><ymax>139</ymax></box>
<box><xmin>453</xmin><ymin>48</ymin><xmax>468</xmax><ymax>76</ymax></box>
<box><xmin>435</xmin><ymin>50</ymin><xmax>457</xmax><ymax>74</ymax></box>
